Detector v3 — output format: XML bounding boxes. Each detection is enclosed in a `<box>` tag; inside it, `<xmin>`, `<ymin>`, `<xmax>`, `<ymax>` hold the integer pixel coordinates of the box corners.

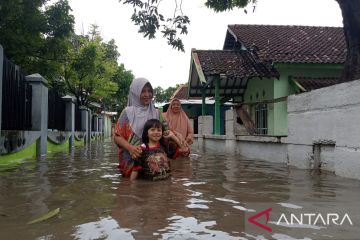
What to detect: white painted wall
<box><xmin>195</xmin><ymin>79</ymin><xmax>360</xmax><ymax>180</ymax></box>
<box><xmin>198</xmin><ymin>116</ymin><xmax>213</xmax><ymax>135</ymax></box>
<box><xmin>286</xmin><ymin>79</ymin><xmax>360</xmax><ymax>179</ymax></box>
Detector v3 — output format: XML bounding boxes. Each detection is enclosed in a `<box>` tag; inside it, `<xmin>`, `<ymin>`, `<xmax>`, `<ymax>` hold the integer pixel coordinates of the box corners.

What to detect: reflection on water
<box><xmin>0</xmin><ymin>140</ymin><xmax>360</xmax><ymax>239</ymax></box>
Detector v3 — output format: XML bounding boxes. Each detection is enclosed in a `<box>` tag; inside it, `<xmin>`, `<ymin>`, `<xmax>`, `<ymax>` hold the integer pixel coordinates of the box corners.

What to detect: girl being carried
<box><xmin>130</xmin><ymin>119</ymin><xmax>189</xmax><ymax>181</ymax></box>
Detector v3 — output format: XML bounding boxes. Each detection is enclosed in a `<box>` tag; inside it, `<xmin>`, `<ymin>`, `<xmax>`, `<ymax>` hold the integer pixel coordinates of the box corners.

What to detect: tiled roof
<box><xmin>194</xmin><ymin>49</ymin><xmax>279</xmax><ymax>79</ymax></box>
<box><xmin>171</xmin><ymin>84</ymin><xmax>188</xmax><ymax>100</ymax></box>
<box><xmin>294</xmin><ymin>76</ymin><xmax>339</xmax><ymax>91</ymax></box>
<box><xmin>225</xmin><ymin>25</ymin><xmax>346</xmax><ymax>64</ymax></box>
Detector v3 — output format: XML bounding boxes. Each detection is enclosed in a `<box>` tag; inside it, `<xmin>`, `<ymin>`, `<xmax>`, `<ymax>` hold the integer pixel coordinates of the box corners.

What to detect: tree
<box><xmin>153</xmin><ymin>85</ymin><xmax>177</xmax><ymax>103</ymax></box>
<box><xmin>336</xmin><ymin>0</ymin><xmax>360</xmax><ymax>83</ymax></box>
<box><xmin>119</xmin><ymin>0</ymin><xmax>360</xmax><ymax>82</ymax></box>
<box><xmin>63</xmin><ymin>32</ymin><xmax>118</xmax><ymax>107</ymax></box>
<box><xmin>118</xmin><ymin>0</ymin><xmax>190</xmax><ymax>51</ymax></box>
<box><xmin>105</xmin><ymin>63</ymin><xmax>134</xmax><ymax>114</ymax></box>
<box><xmin>0</xmin><ymin>0</ymin><xmax>75</xmax><ymax>80</ymax></box>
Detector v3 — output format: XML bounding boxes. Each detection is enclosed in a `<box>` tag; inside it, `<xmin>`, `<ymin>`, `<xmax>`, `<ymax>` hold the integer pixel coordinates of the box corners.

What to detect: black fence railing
<box><xmin>75</xmin><ymin>104</ymin><xmax>82</xmax><ymax>131</ymax></box>
<box><xmin>48</xmin><ymin>88</ymin><xmax>66</xmax><ymax>131</ymax></box>
<box><xmin>1</xmin><ymin>56</ymin><xmax>32</xmax><ymax>130</ymax></box>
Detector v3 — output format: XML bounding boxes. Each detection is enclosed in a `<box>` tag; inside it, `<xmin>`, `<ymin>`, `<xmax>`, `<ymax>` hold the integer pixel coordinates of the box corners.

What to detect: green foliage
<box><xmin>119</xmin><ymin>0</ymin><xmax>190</xmax><ymax>51</ymax></box>
<box><xmin>118</xmin><ymin>0</ymin><xmax>257</xmax><ymax>51</ymax></box>
<box><xmin>0</xmin><ymin>0</ymin><xmax>134</xmax><ymax>113</ymax></box>
<box><xmin>205</xmin><ymin>0</ymin><xmax>256</xmax><ymax>12</ymax></box>
<box><xmin>109</xmin><ymin>64</ymin><xmax>134</xmax><ymax>113</ymax></box>
<box><xmin>0</xmin><ymin>0</ymin><xmax>75</xmax><ymax>79</ymax></box>
<box><xmin>119</xmin><ymin>0</ymin><xmax>257</xmax><ymax>52</ymax></box>
<box><xmin>154</xmin><ymin>85</ymin><xmax>178</xmax><ymax>103</ymax></box>
<box><xmin>63</xmin><ymin>32</ymin><xmax>119</xmax><ymax>107</ymax></box>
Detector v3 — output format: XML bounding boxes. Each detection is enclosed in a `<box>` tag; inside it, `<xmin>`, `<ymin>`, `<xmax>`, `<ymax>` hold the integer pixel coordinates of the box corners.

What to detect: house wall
<box><xmin>275</xmin><ymin>63</ymin><xmax>343</xmax><ymax>136</ymax></box>
<box><xmin>195</xmin><ymin>79</ymin><xmax>360</xmax><ymax>180</ymax></box>
<box><xmin>243</xmin><ymin>77</ymin><xmax>275</xmax><ymax>134</ymax></box>
<box><xmin>244</xmin><ymin>64</ymin><xmax>343</xmax><ymax>136</ymax></box>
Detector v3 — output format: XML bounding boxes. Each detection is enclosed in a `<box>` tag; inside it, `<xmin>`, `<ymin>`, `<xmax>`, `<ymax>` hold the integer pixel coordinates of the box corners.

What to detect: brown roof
<box><xmin>225</xmin><ymin>25</ymin><xmax>346</xmax><ymax>64</ymax></box>
<box><xmin>294</xmin><ymin>76</ymin><xmax>339</xmax><ymax>91</ymax></box>
<box><xmin>171</xmin><ymin>84</ymin><xmax>188</xmax><ymax>100</ymax></box>
<box><xmin>194</xmin><ymin>49</ymin><xmax>279</xmax><ymax>79</ymax></box>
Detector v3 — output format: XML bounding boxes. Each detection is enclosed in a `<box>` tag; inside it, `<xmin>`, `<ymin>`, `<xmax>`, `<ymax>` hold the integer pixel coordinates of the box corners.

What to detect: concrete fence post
<box><xmin>0</xmin><ymin>45</ymin><xmax>3</xmax><ymax>133</ymax></box>
<box><xmin>79</xmin><ymin>106</ymin><xmax>89</xmax><ymax>144</ymax></box>
<box><xmin>225</xmin><ymin>109</ymin><xmax>235</xmax><ymax>138</ymax></box>
<box><xmin>93</xmin><ymin>114</ymin><xmax>98</xmax><ymax>132</ymax></box>
<box><xmin>198</xmin><ymin>115</ymin><xmax>213</xmax><ymax>135</ymax></box>
<box><xmin>26</xmin><ymin>74</ymin><xmax>48</xmax><ymax>157</ymax></box>
<box><xmin>63</xmin><ymin>95</ymin><xmax>75</xmax><ymax>150</ymax></box>
<box><xmin>87</xmin><ymin>109</ymin><xmax>92</xmax><ymax>144</ymax></box>
<box><xmin>98</xmin><ymin>116</ymin><xmax>103</xmax><ymax>136</ymax></box>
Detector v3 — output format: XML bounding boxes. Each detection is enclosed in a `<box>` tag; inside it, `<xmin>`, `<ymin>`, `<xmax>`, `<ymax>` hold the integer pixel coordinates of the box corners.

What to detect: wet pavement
<box><xmin>0</xmin><ymin>139</ymin><xmax>360</xmax><ymax>239</ymax></box>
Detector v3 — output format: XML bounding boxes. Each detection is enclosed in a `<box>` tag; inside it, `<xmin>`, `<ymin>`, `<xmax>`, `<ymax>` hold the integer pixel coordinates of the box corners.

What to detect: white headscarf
<box><xmin>125</xmin><ymin>78</ymin><xmax>159</xmax><ymax>138</ymax></box>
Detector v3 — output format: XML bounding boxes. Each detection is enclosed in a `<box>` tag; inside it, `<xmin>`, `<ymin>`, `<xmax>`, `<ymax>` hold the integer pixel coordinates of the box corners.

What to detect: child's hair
<box><xmin>142</xmin><ymin>119</ymin><xmax>165</xmax><ymax>147</ymax></box>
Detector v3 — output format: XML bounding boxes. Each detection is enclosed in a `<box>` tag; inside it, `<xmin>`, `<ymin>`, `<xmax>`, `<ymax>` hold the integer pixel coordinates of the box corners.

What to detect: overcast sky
<box><xmin>67</xmin><ymin>0</ymin><xmax>343</xmax><ymax>88</ymax></box>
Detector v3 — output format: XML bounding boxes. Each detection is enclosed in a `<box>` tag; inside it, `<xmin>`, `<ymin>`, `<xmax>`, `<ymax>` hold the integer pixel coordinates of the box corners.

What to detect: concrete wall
<box><xmin>196</xmin><ymin>79</ymin><xmax>360</xmax><ymax>180</ymax></box>
<box><xmin>285</xmin><ymin>79</ymin><xmax>360</xmax><ymax>179</ymax></box>
<box><xmin>198</xmin><ymin>116</ymin><xmax>213</xmax><ymax>135</ymax></box>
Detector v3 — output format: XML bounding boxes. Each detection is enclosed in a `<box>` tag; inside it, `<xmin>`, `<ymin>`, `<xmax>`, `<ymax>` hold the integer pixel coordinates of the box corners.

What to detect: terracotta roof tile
<box><xmin>194</xmin><ymin>49</ymin><xmax>279</xmax><ymax>79</ymax></box>
<box><xmin>225</xmin><ymin>25</ymin><xmax>346</xmax><ymax>64</ymax></box>
<box><xmin>294</xmin><ymin>76</ymin><xmax>339</xmax><ymax>91</ymax></box>
<box><xmin>171</xmin><ymin>84</ymin><xmax>188</xmax><ymax>100</ymax></box>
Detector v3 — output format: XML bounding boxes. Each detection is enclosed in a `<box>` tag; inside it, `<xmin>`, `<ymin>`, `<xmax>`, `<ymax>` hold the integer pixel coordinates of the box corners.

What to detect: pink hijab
<box><xmin>164</xmin><ymin>98</ymin><xmax>193</xmax><ymax>139</ymax></box>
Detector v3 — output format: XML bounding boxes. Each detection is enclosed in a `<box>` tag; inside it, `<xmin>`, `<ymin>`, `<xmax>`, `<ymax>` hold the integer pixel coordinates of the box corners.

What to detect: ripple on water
<box><xmin>277</xmin><ymin>202</ymin><xmax>303</xmax><ymax>209</ymax></box>
<box><xmin>215</xmin><ymin>198</ymin><xmax>240</xmax><ymax>204</ymax></box>
<box><xmin>100</xmin><ymin>174</ymin><xmax>122</xmax><ymax>179</ymax></box>
<box><xmin>72</xmin><ymin>217</ymin><xmax>137</xmax><ymax>240</ymax></box>
<box><xmin>157</xmin><ymin>216</ymin><xmax>246</xmax><ymax>240</ymax></box>
<box><xmin>183</xmin><ymin>181</ymin><xmax>206</xmax><ymax>187</ymax></box>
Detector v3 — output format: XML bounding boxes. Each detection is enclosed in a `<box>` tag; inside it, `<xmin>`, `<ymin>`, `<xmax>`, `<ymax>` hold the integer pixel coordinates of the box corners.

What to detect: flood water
<box><xmin>0</xmin><ymin>140</ymin><xmax>360</xmax><ymax>240</ymax></box>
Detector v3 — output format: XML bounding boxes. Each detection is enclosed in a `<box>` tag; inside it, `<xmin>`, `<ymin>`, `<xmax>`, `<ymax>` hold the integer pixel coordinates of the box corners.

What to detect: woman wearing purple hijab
<box><xmin>114</xmin><ymin>78</ymin><xmax>170</xmax><ymax>177</ymax></box>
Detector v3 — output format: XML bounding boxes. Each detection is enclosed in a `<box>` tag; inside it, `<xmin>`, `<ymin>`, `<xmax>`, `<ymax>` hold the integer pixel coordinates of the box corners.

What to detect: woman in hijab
<box><xmin>114</xmin><ymin>78</ymin><xmax>170</xmax><ymax>177</ymax></box>
<box><xmin>164</xmin><ymin>98</ymin><xmax>194</xmax><ymax>146</ymax></box>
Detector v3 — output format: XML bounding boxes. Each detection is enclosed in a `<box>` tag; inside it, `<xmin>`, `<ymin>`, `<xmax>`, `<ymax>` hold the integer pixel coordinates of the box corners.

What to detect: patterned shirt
<box><xmin>134</xmin><ymin>142</ymin><xmax>180</xmax><ymax>181</ymax></box>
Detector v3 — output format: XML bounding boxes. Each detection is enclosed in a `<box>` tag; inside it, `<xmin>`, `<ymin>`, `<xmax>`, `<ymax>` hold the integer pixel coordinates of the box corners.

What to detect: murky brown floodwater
<box><xmin>0</xmin><ymin>140</ymin><xmax>360</xmax><ymax>240</ymax></box>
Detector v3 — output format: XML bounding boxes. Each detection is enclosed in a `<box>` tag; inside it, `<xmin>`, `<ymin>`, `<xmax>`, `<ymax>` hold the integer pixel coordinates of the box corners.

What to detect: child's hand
<box><xmin>163</xmin><ymin>130</ymin><xmax>174</xmax><ymax>139</ymax></box>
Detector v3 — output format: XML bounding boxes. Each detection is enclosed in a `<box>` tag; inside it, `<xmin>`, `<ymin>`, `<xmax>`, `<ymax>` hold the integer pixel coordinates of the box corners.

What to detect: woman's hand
<box><xmin>172</xmin><ymin>131</ymin><xmax>188</xmax><ymax>147</ymax></box>
<box><xmin>185</xmin><ymin>136</ymin><xmax>193</xmax><ymax>145</ymax></box>
<box><xmin>179</xmin><ymin>146</ymin><xmax>190</xmax><ymax>157</ymax></box>
<box><xmin>128</xmin><ymin>144</ymin><xmax>142</xmax><ymax>158</ymax></box>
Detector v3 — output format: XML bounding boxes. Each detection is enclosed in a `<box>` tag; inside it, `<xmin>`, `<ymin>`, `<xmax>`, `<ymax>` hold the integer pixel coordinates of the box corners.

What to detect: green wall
<box><xmin>243</xmin><ymin>63</ymin><xmax>343</xmax><ymax>136</ymax></box>
<box><xmin>244</xmin><ymin>77</ymin><xmax>276</xmax><ymax>135</ymax></box>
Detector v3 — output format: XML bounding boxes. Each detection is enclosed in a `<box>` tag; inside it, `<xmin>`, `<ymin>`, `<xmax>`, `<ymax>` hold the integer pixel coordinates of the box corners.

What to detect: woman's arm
<box><xmin>186</xmin><ymin>119</ymin><xmax>194</xmax><ymax>145</ymax></box>
<box><xmin>167</xmin><ymin>131</ymin><xmax>189</xmax><ymax>155</ymax></box>
<box><xmin>114</xmin><ymin>134</ymin><xmax>142</xmax><ymax>158</ymax></box>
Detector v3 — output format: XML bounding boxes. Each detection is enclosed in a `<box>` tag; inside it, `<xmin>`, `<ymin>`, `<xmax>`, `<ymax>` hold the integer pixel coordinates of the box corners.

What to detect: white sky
<box><xmin>68</xmin><ymin>0</ymin><xmax>343</xmax><ymax>88</ymax></box>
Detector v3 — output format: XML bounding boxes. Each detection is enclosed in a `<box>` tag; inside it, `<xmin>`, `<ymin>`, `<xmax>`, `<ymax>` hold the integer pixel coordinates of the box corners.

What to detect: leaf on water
<box><xmin>27</xmin><ymin>208</ymin><xmax>60</xmax><ymax>224</ymax></box>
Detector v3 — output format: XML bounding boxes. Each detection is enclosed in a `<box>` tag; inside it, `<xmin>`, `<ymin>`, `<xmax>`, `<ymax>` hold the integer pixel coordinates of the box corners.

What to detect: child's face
<box><xmin>148</xmin><ymin>126</ymin><xmax>163</xmax><ymax>142</ymax></box>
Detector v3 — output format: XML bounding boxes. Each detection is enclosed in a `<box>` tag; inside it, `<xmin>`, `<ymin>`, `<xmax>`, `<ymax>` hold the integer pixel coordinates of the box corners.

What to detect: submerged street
<box><xmin>0</xmin><ymin>140</ymin><xmax>360</xmax><ymax>240</ymax></box>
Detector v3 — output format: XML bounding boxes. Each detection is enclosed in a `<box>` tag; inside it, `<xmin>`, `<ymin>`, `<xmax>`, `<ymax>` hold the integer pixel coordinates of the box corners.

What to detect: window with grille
<box><xmin>255</xmin><ymin>104</ymin><xmax>268</xmax><ymax>135</ymax></box>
